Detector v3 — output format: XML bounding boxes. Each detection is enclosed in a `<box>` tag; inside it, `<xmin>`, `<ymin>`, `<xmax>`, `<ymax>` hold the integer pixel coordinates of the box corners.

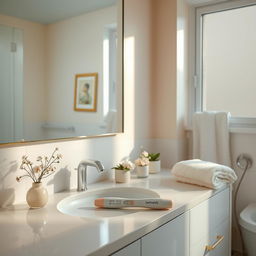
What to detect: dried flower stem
<box><xmin>28</xmin><ymin>163</ymin><xmax>37</xmax><ymax>182</ymax></box>
<box><xmin>38</xmin><ymin>151</ymin><xmax>59</xmax><ymax>182</ymax></box>
<box><xmin>16</xmin><ymin>148</ymin><xmax>62</xmax><ymax>183</ymax></box>
<box><xmin>22</xmin><ymin>165</ymin><xmax>36</xmax><ymax>183</ymax></box>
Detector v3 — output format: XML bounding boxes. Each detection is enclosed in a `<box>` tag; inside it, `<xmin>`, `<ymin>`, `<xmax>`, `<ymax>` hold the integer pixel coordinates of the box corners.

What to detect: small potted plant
<box><xmin>112</xmin><ymin>160</ymin><xmax>135</xmax><ymax>183</ymax></box>
<box><xmin>16</xmin><ymin>148</ymin><xmax>62</xmax><ymax>208</ymax></box>
<box><xmin>135</xmin><ymin>152</ymin><xmax>150</xmax><ymax>178</ymax></box>
<box><xmin>148</xmin><ymin>152</ymin><xmax>161</xmax><ymax>173</ymax></box>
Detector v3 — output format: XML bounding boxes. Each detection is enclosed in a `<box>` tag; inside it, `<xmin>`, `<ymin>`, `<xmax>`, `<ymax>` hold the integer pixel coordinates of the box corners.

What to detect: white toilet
<box><xmin>239</xmin><ymin>203</ymin><xmax>256</xmax><ymax>256</ymax></box>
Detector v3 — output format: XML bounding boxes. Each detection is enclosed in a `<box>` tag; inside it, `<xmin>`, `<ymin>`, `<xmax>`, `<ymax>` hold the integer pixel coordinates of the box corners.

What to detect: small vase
<box><xmin>137</xmin><ymin>165</ymin><xmax>149</xmax><ymax>178</ymax></box>
<box><xmin>26</xmin><ymin>182</ymin><xmax>48</xmax><ymax>208</ymax></box>
<box><xmin>115</xmin><ymin>169</ymin><xmax>131</xmax><ymax>183</ymax></box>
<box><xmin>149</xmin><ymin>160</ymin><xmax>161</xmax><ymax>174</ymax></box>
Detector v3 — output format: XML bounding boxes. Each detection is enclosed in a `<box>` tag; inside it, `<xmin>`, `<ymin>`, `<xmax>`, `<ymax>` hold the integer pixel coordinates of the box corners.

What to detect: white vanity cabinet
<box><xmin>141</xmin><ymin>212</ymin><xmax>189</xmax><ymax>256</ymax></box>
<box><xmin>111</xmin><ymin>187</ymin><xmax>230</xmax><ymax>256</ymax></box>
<box><xmin>189</xmin><ymin>187</ymin><xmax>230</xmax><ymax>256</ymax></box>
<box><xmin>112</xmin><ymin>213</ymin><xmax>189</xmax><ymax>256</ymax></box>
<box><xmin>112</xmin><ymin>240</ymin><xmax>140</xmax><ymax>256</ymax></box>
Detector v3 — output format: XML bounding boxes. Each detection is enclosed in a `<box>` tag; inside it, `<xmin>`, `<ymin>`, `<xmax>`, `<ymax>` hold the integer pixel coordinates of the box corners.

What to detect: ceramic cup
<box><xmin>115</xmin><ymin>169</ymin><xmax>131</xmax><ymax>183</ymax></box>
<box><xmin>137</xmin><ymin>165</ymin><xmax>149</xmax><ymax>178</ymax></box>
<box><xmin>149</xmin><ymin>160</ymin><xmax>161</xmax><ymax>174</ymax></box>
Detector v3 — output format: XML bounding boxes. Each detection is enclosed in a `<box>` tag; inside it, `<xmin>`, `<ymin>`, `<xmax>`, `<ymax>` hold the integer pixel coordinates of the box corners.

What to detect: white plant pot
<box><xmin>149</xmin><ymin>160</ymin><xmax>161</xmax><ymax>174</ymax></box>
<box><xmin>115</xmin><ymin>169</ymin><xmax>130</xmax><ymax>183</ymax></box>
<box><xmin>136</xmin><ymin>165</ymin><xmax>149</xmax><ymax>178</ymax></box>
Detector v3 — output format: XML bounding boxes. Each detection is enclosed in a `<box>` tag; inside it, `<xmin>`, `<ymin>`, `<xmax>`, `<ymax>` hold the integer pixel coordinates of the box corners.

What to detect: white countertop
<box><xmin>0</xmin><ymin>170</ymin><xmax>226</xmax><ymax>256</ymax></box>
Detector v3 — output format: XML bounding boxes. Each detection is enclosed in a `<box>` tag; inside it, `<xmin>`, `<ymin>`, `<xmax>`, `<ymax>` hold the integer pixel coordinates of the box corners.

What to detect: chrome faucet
<box><xmin>76</xmin><ymin>160</ymin><xmax>104</xmax><ymax>191</ymax></box>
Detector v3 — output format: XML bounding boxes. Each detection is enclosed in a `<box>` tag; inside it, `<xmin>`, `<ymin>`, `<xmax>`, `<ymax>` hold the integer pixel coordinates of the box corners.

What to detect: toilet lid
<box><xmin>239</xmin><ymin>203</ymin><xmax>256</xmax><ymax>233</ymax></box>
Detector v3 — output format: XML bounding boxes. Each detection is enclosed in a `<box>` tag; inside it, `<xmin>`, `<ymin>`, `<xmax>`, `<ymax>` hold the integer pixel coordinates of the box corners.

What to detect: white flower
<box><xmin>135</xmin><ymin>157</ymin><xmax>149</xmax><ymax>166</ymax></box>
<box><xmin>33</xmin><ymin>166</ymin><xmax>41</xmax><ymax>173</ymax></box>
<box><xmin>141</xmin><ymin>151</ymin><xmax>149</xmax><ymax>158</ymax></box>
<box><xmin>121</xmin><ymin>160</ymin><xmax>135</xmax><ymax>170</ymax></box>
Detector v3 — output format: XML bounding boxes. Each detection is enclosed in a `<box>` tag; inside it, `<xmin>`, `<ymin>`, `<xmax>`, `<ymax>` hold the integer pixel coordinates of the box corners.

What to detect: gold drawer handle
<box><xmin>205</xmin><ymin>235</ymin><xmax>224</xmax><ymax>252</ymax></box>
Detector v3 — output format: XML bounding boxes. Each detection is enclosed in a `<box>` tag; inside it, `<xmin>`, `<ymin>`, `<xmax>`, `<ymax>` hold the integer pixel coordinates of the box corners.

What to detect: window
<box><xmin>195</xmin><ymin>0</ymin><xmax>256</xmax><ymax>129</ymax></box>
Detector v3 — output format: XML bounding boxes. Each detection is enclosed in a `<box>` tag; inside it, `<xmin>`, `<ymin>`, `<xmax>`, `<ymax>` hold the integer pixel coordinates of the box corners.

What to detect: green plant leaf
<box><xmin>149</xmin><ymin>153</ymin><xmax>160</xmax><ymax>161</ymax></box>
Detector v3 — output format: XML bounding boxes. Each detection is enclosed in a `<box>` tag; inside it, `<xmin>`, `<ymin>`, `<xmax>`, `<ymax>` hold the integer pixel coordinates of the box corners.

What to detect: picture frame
<box><xmin>74</xmin><ymin>73</ymin><xmax>98</xmax><ymax>112</ymax></box>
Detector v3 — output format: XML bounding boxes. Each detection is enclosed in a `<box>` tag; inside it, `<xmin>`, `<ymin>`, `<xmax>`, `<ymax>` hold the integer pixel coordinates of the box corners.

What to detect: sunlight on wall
<box><xmin>103</xmin><ymin>37</ymin><xmax>110</xmax><ymax>117</ymax></box>
<box><xmin>124</xmin><ymin>36</ymin><xmax>135</xmax><ymax>138</ymax></box>
<box><xmin>177</xmin><ymin>27</ymin><xmax>185</xmax><ymax>123</ymax></box>
<box><xmin>177</xmin><ymin>0</ymin><xmax>189</xmax><ymax>140</ymax></box>
<box><xmin>177</xmin><ymin>29</ymin><xmax>184</xmax><ymax>72</ymax></box>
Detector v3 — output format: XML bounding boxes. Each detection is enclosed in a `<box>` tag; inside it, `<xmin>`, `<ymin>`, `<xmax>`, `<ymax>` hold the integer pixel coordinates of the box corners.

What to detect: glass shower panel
<box><xmin>0</xmin><ymin>25</ymin><xmax>23</xmax><ymax>143</ymax></box>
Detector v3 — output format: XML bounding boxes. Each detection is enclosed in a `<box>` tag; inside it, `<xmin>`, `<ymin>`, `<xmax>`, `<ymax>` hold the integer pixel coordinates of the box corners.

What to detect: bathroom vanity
<box><xmin>0</xmin><ymin>171</ymin><xmax>231</xmax><ymax>256</ymax></box>
<box><xmin>113</xmin><ymin>186</ymin><xmax>230</xmax><ymax>256</ymax></box>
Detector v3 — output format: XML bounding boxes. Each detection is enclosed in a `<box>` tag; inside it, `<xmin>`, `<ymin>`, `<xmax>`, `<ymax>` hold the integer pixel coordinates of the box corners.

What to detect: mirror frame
<box><xmin>0</xmin><ymin>0</ymin><xmax>124</xmax><ymax>147</ymax></box>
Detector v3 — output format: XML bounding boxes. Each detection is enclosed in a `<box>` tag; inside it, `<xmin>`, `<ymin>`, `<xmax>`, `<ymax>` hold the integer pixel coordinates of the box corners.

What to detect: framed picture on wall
<box><xmin>74</xmin><ymin>73</ymin><xmax>98</xmax><ymax>112</ymax></box>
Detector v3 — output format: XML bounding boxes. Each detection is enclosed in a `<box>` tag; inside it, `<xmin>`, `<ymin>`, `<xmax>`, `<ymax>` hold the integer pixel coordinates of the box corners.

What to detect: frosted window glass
<box><xmin>202</xmin><ymin>5</ymin><xmax>256</xmax><ymax>117</ymax></box>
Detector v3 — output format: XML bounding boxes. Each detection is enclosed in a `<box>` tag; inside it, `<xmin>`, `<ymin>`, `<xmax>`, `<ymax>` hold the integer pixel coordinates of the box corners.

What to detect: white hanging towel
<box><xmin>193</xmin><ymin>111</ymin><xmax>231</xmax><ymax>167</ymax></box>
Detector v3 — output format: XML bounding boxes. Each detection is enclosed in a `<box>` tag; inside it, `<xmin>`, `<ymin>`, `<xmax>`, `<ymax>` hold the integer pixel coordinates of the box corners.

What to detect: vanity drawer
<box><xmin>112</xmin><ymin>240</ymin><xmax>141</xmax><ymax>256</ymax></box>
<box><xmin>190</xmin><ymin>218</ymin><xmax>230</xmax><ymax>256</ymax></box>
<box><xmin>190</xmin><ymin>187</ymin><xmax>230</xmax><ymax>245</ymax></box>
<box><xmin>141</xmin><ymin>212</ymin><xmax>189</xmax><ymax>256</ymax></box>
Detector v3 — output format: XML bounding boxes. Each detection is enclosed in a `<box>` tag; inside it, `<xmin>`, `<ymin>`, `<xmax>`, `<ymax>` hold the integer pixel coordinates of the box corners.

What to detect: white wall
<box><xmin>46</xmin><ymin>6</ymin><xmax>117</xmax><ymax>131</ymax></box>
<box><xmin>230</xmin><ymin>132</ymin><xmax>256</xmax><ymax>252</ymax></box>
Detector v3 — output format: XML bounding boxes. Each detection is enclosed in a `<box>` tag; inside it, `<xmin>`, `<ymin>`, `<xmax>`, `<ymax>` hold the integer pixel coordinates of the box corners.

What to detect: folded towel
<box><xmin>172</xmin><ymin>159</ymin><xmax>237</xmax><ymax>189</ymax></box>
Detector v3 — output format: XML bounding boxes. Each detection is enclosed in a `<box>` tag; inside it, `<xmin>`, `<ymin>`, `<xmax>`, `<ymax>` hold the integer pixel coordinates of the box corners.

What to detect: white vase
<box><xmin>26</xmin><ymin>182</ymin><xmax>48</xmax><ymax>208</ymax></box>
<box><xmin>137</xmin><ymin>165</ymin><xmax>149</xmax><ymax>178</ymax></box>
<box><xmin>149</xmin><ymin>160</ymin><xmax>161</xmax><ymax>173</ymax></box>
<box><xmin>115</xmin><ymin>169</ymin><xmax>130</xmax><ymax>183</ymax></box>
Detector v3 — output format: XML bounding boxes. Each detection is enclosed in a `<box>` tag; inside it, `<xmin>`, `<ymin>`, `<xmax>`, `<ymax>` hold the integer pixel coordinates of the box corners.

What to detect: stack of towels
<box><xmin>172</xmin><ymin>159</ymin><xmax>237</xmax><ymax>189</ymax></box>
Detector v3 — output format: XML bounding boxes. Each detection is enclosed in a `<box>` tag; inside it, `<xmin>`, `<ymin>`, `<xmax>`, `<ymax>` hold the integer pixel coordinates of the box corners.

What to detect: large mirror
<box><xmin>0</xmin><ymin>0</ymin><xmax>123</xmax><ymax>145</ymax></box>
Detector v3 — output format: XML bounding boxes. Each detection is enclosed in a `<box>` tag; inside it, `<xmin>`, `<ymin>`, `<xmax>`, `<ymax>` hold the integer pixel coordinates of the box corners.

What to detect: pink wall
<box><xmin>151</xmin><ymin>0</ymin><xmax>177</xmax><ymax>139</ymax></box>
<box><xmin>148</xmin><ymin>0</ymin><xmax>188</xmax><ymax>166</ymax></box>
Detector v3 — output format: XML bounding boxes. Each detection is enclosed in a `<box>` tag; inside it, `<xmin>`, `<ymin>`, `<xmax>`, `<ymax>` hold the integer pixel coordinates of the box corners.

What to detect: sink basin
<box><xmin>57</xmin><ymin>187</ymin><xmax>160</xmax><ymax>219</ymax></box>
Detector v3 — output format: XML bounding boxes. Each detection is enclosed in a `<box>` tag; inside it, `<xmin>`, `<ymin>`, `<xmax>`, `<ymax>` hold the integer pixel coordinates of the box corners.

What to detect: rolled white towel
<box><xmin>171</xmin><ymin>159</ymin><xmax>237</xmax><ymax>189</ymax></box>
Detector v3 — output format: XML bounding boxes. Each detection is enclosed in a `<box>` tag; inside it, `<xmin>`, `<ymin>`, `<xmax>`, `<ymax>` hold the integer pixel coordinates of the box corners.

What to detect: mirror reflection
<box><xmin>0</xmin><ymin>0</ymin><xmax>123</xmax><ymax>144</ymax></box>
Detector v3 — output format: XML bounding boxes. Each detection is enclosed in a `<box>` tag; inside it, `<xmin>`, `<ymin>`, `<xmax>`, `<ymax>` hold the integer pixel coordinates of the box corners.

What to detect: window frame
<box><xmin>193</xmin><ymin>0</ymin><xmax>256</xmax><ymax>131</ymax></box>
